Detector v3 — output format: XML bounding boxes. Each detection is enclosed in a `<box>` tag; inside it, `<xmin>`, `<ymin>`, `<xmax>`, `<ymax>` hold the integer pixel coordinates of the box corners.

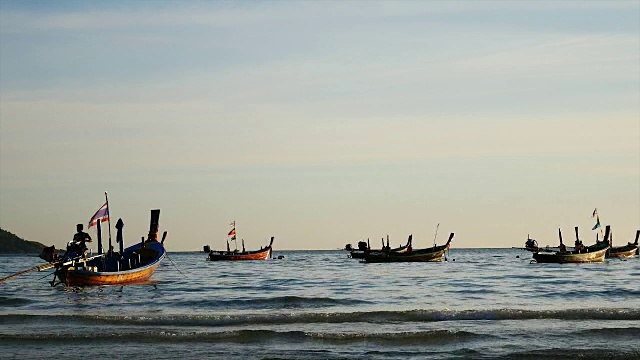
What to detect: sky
<box><xmin>0</xmin><ymin>0</ymin><xmax>638</xmax><ymax>251</ymax></box>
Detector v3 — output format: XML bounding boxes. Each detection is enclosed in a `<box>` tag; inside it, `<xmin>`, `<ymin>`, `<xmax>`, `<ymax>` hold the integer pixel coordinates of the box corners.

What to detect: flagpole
<box><xmin>105</xmin><ymin>192</ymin><xmax>113</xmax><ymax>256</ymax></box>
<box><xmin>433</xmin><ymin>223</ymin><xmax>440</xmax><ymax>247</ymax></box>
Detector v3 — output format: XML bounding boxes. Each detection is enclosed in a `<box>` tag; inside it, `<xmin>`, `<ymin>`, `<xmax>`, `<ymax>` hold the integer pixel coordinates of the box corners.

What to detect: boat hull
<box><xmin>208</xmin><ymin>248</ymin><xmax>271</xmax><ymax>261</ymax></box>
<box><xmin>351</xmin><ymin>244</ymin><xmax>410</xmax><ymax>259</ymax></box>
<box><xmin>607</xmin><ymin>244</ymin><xmax>638</xmax><ymax>259</ymax></box>
<box><xmin>364</xmin><ymin>247</ymin><xmax>448</xmax><ymax>263</ymax></box>
<box><xmin>62</xmin><ymin>261</ymin><xmax>162</xmax><ymax>286</ymax></box>
<box><xmin>533</xmin><ymin>247</ymin><xmax>608</xmax><ymax>263</ymax></box>
<box><xmin>208</xmin><ymin>237</ymin><xmax>274</xmax><ymax>261</ymax></box>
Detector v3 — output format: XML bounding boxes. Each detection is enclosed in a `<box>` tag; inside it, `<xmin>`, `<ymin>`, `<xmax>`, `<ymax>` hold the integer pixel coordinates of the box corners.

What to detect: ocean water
<box><xmin>1</xmin><ymin>249</ymin><xmax>639</xmax><ymax>359</ymax></box>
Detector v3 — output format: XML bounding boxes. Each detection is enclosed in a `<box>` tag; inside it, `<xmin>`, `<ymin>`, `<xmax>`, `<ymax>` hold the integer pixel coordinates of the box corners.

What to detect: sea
<box><xmin>1</xmin><ymin>249</ymin><xmax>639</xmax><ymax>359</ymax></box>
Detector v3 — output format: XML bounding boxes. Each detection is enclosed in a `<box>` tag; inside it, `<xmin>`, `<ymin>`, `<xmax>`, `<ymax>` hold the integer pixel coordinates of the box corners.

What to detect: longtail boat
<box><xmin>350</xmin><ymin>235</ymin><xmax>411</xmax><ymax>259</ymax></box>
<box><xmin>363</xmin><ymin>233</ymin><xmax>453</xmax><ymax>263</ymax></box>
<box><xmin>208</xmin><ymin>237</ymin><xmax>274</xmax><ymax>261</ymax></box>
<box><xmin>206</xmin><ymin>222</ymin><xmax>274</xmax><ymax>261</ymax></box>
<box><xmin>54</xmin><ymin>209</ymin><xmax>167</xmax><ymax>286</ymax></box>
<box><xmin>0</xmin><ymin>207</ymin><xmax>167</xmax><ymax>287</ymax></box>
<box><xmin>607</xmin><ymin>230</ymin><xmax>639</xmax><ymax>259</ymax></box>
<box><xmin>532</xmin><ymin>226</ymin><xmax>610</xmax><ymax>264</ymax></box>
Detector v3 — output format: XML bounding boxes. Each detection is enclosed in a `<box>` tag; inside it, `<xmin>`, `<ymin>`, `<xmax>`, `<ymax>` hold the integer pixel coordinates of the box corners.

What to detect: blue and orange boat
<box><xmin>52</xmin><ymin>209</ymin><xmax>167</xmax><ymax>287</ymax></box>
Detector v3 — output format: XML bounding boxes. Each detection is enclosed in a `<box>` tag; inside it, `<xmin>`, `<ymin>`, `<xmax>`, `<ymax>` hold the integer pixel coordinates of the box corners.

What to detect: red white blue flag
<box><xmin>88</xmin><ymin>202</ymin><xmax>109</xmax><ymax>228</ymax></box>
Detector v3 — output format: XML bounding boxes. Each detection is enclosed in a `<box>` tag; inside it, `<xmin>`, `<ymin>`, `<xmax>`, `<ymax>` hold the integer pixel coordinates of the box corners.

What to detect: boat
<box><xmin>350</xmin><ymin>235</ymin><xmax>412</xmax><ymax>259</ymax></box>
<box><xmin>532</xmin><ymin>226</ymin><xmax>610</xmax><ymax>264</ymax></box>
<box><xmin>208</xmin><ymin>237</ymin><xmax>274</xmax><ymax>261</ymax></box>
<box><xmin>53</xmin><ymin>209</ymin><xmax>167</xmax><ymax>286</ymax></box>
<box><xmin>363</xmin><ymin>233</ymin><xmax>453</xmax><ymax>263</ymax></box>
<box><xmin>607</xmin><ymin>230</ymin><xmax>639</xmax><ymax>259</ymax></box>
<box><xmin>206</xmin><ymin>222</ymin><xmax>274</xmax><ymax>261</ymax></box>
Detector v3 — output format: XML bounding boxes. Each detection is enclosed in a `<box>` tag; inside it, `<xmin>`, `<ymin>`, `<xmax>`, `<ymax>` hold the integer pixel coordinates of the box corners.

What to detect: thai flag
<box><xmin>88</xmin><ymin>202</ymin><xmax>109</xmax><ymax>228</ymax></box>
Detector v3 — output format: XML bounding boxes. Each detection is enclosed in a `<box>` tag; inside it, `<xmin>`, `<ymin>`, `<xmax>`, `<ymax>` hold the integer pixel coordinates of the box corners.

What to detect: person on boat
<box><xmin>574</xmin><ymin>239</ymin><xmax>584</xmax><ymax>253</ymax></box>
<box><xmin>70</xmin><ymin>223</ymin><xmax>92</xmax><ymax>257</ymax></box>
<box><xmin>525</xmin><ymin>238</ymin><xmax>537</xmax><ymax>249</ymax></box>
<box><xmin>559</xmin><ymin>243</ymin><xmax>567</xmax><ymax>253</ymax></box>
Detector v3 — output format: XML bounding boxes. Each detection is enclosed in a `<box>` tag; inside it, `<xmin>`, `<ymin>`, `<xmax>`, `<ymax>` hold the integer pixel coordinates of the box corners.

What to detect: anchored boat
<box><xmin>363</xmin><ymin>233</ymin><xmax>453</xmax><ymax>263</ymax></box>
<box><xmin>53</xmin><ymin>209</ymin><xmax>167</xmax><ymax>286</ymax></box>
<box><xmin>532</xmin><ymin>226</ymin><xmax>610</xmax><ymax>264</ymax></box>
<box><xmin>350</xmin><ymin>235</ymin><xmax>412</xmax><ymax>259</ymax></box>
<box><xmin>607</xmin><ymin>230</ymin><xmax>639</xmax><ymax>259</ymax></box>
<box><xmin>0</xmin><ymin>206</ymin><xmax>167</xmax><ymax>287</ymax></box>
<box><xmin>206</xmin><ymin>221</ymin><xmax>274</xmax><ymax>261</ymax></box>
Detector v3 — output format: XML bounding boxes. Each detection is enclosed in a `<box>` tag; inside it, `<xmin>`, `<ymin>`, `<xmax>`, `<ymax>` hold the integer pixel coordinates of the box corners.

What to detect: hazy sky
<box><xmin>1</xmin><ymin>1</ymin><xmax>638</xmax><ymax>251</ymax></box>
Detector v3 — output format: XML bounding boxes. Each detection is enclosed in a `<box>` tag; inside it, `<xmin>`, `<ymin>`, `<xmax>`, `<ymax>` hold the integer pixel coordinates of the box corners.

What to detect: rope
<box><xmin>35</xmin><ymin>271</ymin><xmax>55</xmax><ymax>281</ymax></box>
<box><xmin>165</xmin><ymin>252</ymin><xmax>190</xmax><ymax>279</ymax></box>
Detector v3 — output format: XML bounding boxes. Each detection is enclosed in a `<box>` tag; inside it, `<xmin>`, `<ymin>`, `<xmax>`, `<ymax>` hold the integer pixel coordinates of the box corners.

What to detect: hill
<box><xmin>0</xmin><ymin>228</ymin><xmax>49</xmax><ymax>254</ymax></box>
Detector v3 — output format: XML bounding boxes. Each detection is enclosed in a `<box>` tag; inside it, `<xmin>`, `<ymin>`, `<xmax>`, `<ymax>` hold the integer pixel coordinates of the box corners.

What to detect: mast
<box><xmin>97</xmin><ymin>220</ymin><xmax>103</xmax><ymax>254</ymax></box>
<box><xmin>433</xmin><ymin>223</ymin><xmax>440</xmax><ymax>247</ymax></box>
<box><xmin>105</xmin><ymin>192</ymin><xmax>113</xmax><ymax>256</ymax></box>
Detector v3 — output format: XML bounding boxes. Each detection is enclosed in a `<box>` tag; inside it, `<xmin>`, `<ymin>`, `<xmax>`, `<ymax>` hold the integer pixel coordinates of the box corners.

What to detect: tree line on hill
<box><xmin>0</xmin><ymin>228</ymin><xmax>49</xmax><ymax>254</ymax></box>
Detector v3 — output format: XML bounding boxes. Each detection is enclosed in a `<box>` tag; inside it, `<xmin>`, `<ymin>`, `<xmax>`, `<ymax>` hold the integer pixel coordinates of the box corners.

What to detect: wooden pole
<box><xmin>97</xmin><ymin>220</ymin><xmax>103</xmax><ymax>255</ymax></box>
<box><xmin>105</xmin><ymin>192</ymin><xmax>113</xmax><ymax>257</ymax></box>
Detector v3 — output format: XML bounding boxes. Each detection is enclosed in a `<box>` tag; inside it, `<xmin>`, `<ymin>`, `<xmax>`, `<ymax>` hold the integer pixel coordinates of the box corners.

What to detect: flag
<box><xmin>230</xmin><ymin>221</ymin><xmax>235</xmax><ymax>226</ymax></box>
<box><xmin>88</xmin><ymin>202</ymin><xmax>109</xmax><ymax>228</ymax></box>
<box><xmin>228</xmin><ymin>228</ymin><xmax>236</xmax><ymax>236</ymax></box>
<box><xmin>231</xmin><ymin>235</ymin><xmax>236</xmax><ymax>241</ymax></box>
<box><xmin>592</xmin><ymin>208</ymin><xmax>598</xmax><ymax>218</ymax></box>
<box><xmin>592</xmin><ymin>215</ymin><xmax>601</xmax><ymax>230</ymax></box>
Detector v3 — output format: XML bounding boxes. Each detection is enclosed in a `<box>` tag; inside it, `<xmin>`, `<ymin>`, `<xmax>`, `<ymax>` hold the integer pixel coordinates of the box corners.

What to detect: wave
<box><xmin>172</xmin><ymin>296</ymin><xmax>370</xmax><ymax>309</ymax></box>
<box><xmin>2</xmin><ymin>308</ymin><xmax>639</xmax><ymax>327</ymax></box>
<box><xmin>494</xmin><ymin>348</ymin><xmax>640</xmax><ymax>360</ymax></box>
<box><xmin>0</xmin><ymin>329</ymin><xmax>485</xmax><ymax>344</ymax></box>
<box><xmin>0</xmin><ymin>296</ymin><xmax>33</xmax><ymax>307</ymax></box>
<box><xmin>578</xmin><ymin>327</ymin><xmax>640</xmax><ymax>337</ymax></box>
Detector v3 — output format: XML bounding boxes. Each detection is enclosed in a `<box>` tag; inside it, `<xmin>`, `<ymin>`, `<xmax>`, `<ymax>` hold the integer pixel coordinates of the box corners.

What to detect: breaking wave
<box><xmin>0</xmin><ymin>329</ymin><xmax>486</xmax><ymax>344</ymax></box>
<box><xmin>2</xmin><ymin>308</ymin><xmax>639</xmax><ymax>327</ymax></box>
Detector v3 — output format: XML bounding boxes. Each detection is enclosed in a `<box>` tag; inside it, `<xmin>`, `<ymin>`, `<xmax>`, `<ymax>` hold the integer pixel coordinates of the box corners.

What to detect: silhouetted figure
<box><xmin>69</xmin><ymin>223</ymin><xmax>92</xmax><ymax>257</ymax></box>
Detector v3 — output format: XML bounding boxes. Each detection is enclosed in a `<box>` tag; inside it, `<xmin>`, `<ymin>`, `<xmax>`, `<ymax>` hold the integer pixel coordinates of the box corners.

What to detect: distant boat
<box><xmin>607</xmin><ymin>230</ymin><xmax>639</xmax><ymax>259</ymax></box>
<box><xmin>532</xmin><ymin>226</ymin><xmax>609</xmax><ymax>264</ymax></box>
<box><xmin>206</xmin><ymin>222</ymin><xmax>274</xmax><ymax>261</ymax></box>
<box><xmin>363</xmin><ymin>233</ymin><xmax>453</xmax><ymax>263</ymax></box>
<box><xmin>53</xmin><ymin>209</ymin><xmax>167</xmax><ymax>286</ymax></box>
<box><xmin>350</xmin><ymin>235</ymin><xmax>412</xmax><ymax>259</ymax></box>
<box><xmin>208</xmin><ymin>237</ymin><xmax>274</xmax><ymax>261</ymax></box>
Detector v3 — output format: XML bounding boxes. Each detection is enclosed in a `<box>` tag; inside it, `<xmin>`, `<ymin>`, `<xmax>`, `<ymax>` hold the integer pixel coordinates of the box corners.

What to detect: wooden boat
<box><xmin>208</xmin><ymin>237</ymin><xmax>274</xmax><ymax>261</ymax></box>
<box><xmin>607</xmin><ymin>230</ymin><xmax>639</xmax><ymax>259</ymax></box>
<box><xmin>350</xmin><ymin>235</ymin><xmax>411</xmax><ymax>259</ymax></box>
<box><xmin>363</xmin><ymin>233</ymin><xmax>453</xmax><ymax>263</ymax></box>
<box><xmin>53</xmin><ymin>209</ymin><xmax>167</xmax><ymax>286</ymax></box>
<box><xmin>532</xmin><ymin>226</ymin><xmax>610</xmax><ymax>264</ymax></box>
